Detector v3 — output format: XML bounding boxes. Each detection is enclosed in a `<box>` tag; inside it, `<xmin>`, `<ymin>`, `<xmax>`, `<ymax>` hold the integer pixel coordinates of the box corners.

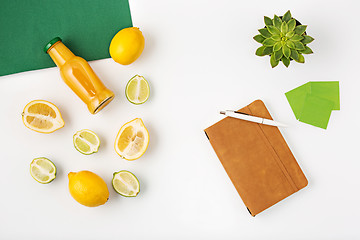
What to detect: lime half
<box><xmin>73</xmin><ymin>129</ymin><xmax>100</xmax><ymax>155</ymax></box>
<box><xmin>30</xmin><ymin>157</ymin><xmax>57</xmax><ymax>184</ymax></box>
<box><xmin>125</xmin><ymin>75</ymin><xmax>150</xmax><ymax>104</ymax></box>
<box><xmin>112</xmin><ymin>170</ymin><xmax>140</xmax><ymax>197</ymax></box>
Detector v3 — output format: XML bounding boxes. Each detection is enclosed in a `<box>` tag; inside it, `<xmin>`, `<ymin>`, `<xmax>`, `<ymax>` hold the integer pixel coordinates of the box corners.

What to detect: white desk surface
<box><xmin>1</xmin><ymin>0</ymin><xmax>359</xmax><ymax>239</ymax></box>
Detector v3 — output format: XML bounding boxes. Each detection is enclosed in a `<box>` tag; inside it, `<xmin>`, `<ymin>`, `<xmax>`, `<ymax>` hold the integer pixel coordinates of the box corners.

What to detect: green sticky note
<box><xmin>285</xmin><ymin>81</ymin><xmax>340</xmax><ymax>129</ymax></box>
<box><xmin>310</xmin><ymin>81</ymin><xmax>340</xmax><ymax>110</ymax></box>
<box><xmin>299</xmin><ymin>94</ymin><xmax>334</xmax><ymax>129</ymax></box>
<box><xmin>0</xmin><ymin>0</ymin><xmax>132</xmax><ymax>77</ymax></box>
<box><xmin>285</xmin><ymin>82</ymin><xmax>311</xmax><ymax>119</ymax></box>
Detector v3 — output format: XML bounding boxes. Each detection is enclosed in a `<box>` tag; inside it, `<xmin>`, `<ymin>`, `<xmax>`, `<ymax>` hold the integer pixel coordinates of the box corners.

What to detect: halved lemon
<box><xmin>22</xmin><ymin>100</ymin><xmax>65</xmax><ymax>133</ymax></box>
<box><xmin>112</xmin><ymin>170</ymin><xmax>140</xmax><ymax>197</ymax></box>
<box><xmin>30</xmin><ymin>157</ymin><xmax>57</xmax><ymax>184</ymax></box>
<box><xmin>114</xmin><ymin>118</ymin><xmax>149</xmax><ymax>160</ymax></box>
<box><xmin>125</xmin><ymin>75</ymin><xmax>150</xmax><ymax>104</ymax></box>
<box><xmin>73</xmin><ymin>129</ymin><xmax>100</xmax><ymax>155</ymax></box>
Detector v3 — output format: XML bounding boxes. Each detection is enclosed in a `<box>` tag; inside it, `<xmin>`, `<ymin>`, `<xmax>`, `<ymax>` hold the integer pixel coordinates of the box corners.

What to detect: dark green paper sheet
<box><xmin>285</xmin><ymin>81</ymin><xmax>340</xmax><ymax>129</ymax></box>
<box><xmin>0</xmin><ymin>0</ymin><xmax>132</xmax><ymax>77</ymax></box>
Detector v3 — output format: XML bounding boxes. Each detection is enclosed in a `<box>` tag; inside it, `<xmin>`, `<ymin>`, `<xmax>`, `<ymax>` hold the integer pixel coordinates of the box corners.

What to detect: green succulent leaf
<box><xmin>288</xmin><ymin>19</ymin><xmax>296</xmax><ymax>32</ymax></box>
<box><xmin>294</xmin><ymin>41</ymin><xmax>305</xmax><ymax>50</ymax></box>
<box><xmin>301</xmin><ymin>46</ymin><xmax>314</xmax><ymax>54</ymax></box>
<box><xmin>258</xmin><ymin>28</ymin><xmax>272</xmax><ymax>38</ymax></box>
<box><xmin>253</xmin><ymin>34</ymin><xmax>266</xmax><ymax>43</ymax></box>
<box><xmin>255</xmin><ymin>46</ymin><xmax>273</xmax><ymax>56</ymax></box>
<box><xmin>290</xmin><ymin>49</ymin><xmax>299</xmax><ymax>61</ymax></box>
<box><xmin>264</xmin><ymin>16</ymin><xmax>273</xmax><ymax>27</ymax></box>
<box><xmin>282</xmin><ymin>57</ymin><xmax>291</xmax><ymax>67</ymax></box>
<box><xmin>283</xmin><ymin>45</ymin><xmax>291</xmax><ymax>58</ymax></box>
<box><xmin>274</xmin><ymin>49</ymin><xmax>283</xmax><ymax>61</ymax></box>
<box><xmin>286</xmin><ymin>40</ymin><xmax>295</xmax><ymax>49</ymax></box>
<box><xmin>263</xmin><ymin>46</ymin><xmax>273</xmax><ymax>55</ymax></box>
<box><xmin>294</xmin><ymin>25</ymin><xmax>307</xmax><ymax>35</ymax></box>
<box><xmin>267</xmin><ymin>25</ymin><xmax>280</xmax><ymax>35</ymax></box>
<box><xmin>255</xmin><ymin>46</ymin><xmax>266</xmax><ymax>56</ymax></box>
<box><xmin>273</xmin><ymin>42</ymin><xmax>282</xmax><ymax>52</ymax></box>
<box><xmin>281</xmin><ymin>21</ymin><xmax>288</xmax><ymax>34</ymax></box>
<box><xmin>302</xmin><ymin>35</ymin><xmax>314</xmax><ymax>44</ymax></box>
<box><xmin>290</xmin><ymin>34</ymin><xmax>304</xmax><ymax>41</ymax></box>
<box><xmin>285</xmin><ymin>31</ymin><xmax>295</xmax><ymax>38</ymax></box>
<box><xmin>295</xmin><ymin>53</ymin><xmax>305</xmax><ymax>63</ymax></box>
<box><xmin>282</xmin><ymin>10</ymin><xmax>292</xmax><ymax>22</ymax></box>
<box><xmin>273</xmin><ymin>15</ymin><xmax>282</xmax><ymax>30</ymax></box>
<box><xmin>270</xmin><ymin>53</ymin><xmax>280</xmax><ymax>68</ymax></box>
<box><xmin>263</xmin><ymin>38</ymin><xmax>276</xmax><ymax>47</ymax></box>
<box><xmin>271</xmin><ymin>34</ymin><xmax>281</xmax><ymax>41</ymax></box>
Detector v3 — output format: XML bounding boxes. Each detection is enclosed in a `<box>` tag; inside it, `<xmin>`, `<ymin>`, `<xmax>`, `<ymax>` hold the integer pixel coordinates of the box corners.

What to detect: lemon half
<box><xmin>22</xmin><ymin>100</ymin><xmax>64</xmax><ymax>133</ymax></box>
<box><xmin>114</xmin><ymin>118</ymin><xmax>149</xmax><ymax>161</ymax></box>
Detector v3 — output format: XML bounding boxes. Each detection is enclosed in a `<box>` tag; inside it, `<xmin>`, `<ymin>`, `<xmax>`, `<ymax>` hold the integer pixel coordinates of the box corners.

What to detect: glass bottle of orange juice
<box><xmin>44</xmin><ymin>37</ymin><xmax>114</xmax><ymax>114</ymax></box>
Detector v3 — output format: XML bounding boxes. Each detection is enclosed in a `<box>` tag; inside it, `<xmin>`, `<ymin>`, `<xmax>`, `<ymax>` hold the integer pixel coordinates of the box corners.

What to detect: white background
<box><xmin>1</xmin><ymin>0</ymin><xmax>359</xmax><ymax>239</ymax></box>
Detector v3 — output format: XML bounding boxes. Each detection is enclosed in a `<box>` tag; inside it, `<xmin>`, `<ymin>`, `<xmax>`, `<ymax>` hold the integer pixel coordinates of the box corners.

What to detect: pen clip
<box><xmin>234</xmin><ymin>111</ymin><xmax>249</xmax><ymax>116</ymax></box>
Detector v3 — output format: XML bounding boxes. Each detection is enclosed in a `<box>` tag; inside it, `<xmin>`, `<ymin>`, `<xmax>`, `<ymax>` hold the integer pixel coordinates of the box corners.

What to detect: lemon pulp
<box><xmin>22</xmin><ymin>100</ymin><xmax>64</xmax><ymax>133</ymax></box>
<box><xmin>114</xmin><ymin>118</ymin><xmax>149</xmax><ymax>160</ymax></box>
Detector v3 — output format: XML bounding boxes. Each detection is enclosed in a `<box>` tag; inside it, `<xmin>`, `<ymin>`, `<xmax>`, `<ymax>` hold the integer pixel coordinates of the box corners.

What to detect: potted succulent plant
<box><xmin>253</xmin><ymin>10</ymin><xmax>314</xmax><ymax>68</ymax></box>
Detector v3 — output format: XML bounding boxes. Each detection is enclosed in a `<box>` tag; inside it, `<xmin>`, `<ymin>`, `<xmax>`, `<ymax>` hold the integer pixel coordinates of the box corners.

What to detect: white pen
<box><xmin>220</xmin><ymin>110</ymin><xmax>287</xmax><ymax>127</ymax></box>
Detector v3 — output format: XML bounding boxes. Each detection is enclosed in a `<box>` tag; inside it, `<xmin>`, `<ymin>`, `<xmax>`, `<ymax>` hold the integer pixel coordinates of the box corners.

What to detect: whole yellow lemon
<box><xmin>68</xmin><ymin>171</ymin><xmax>109</xmax><ymax>207</ymax></box>
<box><xmin>109</xmin><ymin>27</ymin><xmax>145</xmax><ymax>65</ymax></box>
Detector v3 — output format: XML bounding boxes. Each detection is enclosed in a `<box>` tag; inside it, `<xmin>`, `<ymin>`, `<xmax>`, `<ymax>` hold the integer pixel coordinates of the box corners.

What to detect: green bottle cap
<box><xmin>44</xmin><ymin>37</ymin><xmax>62</xmax><ymax>53</ymax></box>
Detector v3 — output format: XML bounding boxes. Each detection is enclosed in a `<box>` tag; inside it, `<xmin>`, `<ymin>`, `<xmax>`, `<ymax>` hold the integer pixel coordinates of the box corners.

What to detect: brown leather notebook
<box><xmin>204</xmin><ymin>100</ymin><xmax>308</xmax><ymax>216</ymax></box>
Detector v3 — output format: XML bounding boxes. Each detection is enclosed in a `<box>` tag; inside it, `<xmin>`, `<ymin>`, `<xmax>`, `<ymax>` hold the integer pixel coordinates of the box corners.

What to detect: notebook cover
<box><xmin>0</xmin><ymin>0</ymin><xmax>132</xmax><ymax>77</ymax></box>
<box><xmin>204</xmin><ymin>100</ymin><xmax>308</xmax><ymax>216</ymax></box>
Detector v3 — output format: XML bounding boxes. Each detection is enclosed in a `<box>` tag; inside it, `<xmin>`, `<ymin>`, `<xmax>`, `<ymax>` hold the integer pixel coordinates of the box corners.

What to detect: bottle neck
<box><xmin>47</xmin><ymin>41</ymin><xmax>75</xmax><ymax>67</ymax></box>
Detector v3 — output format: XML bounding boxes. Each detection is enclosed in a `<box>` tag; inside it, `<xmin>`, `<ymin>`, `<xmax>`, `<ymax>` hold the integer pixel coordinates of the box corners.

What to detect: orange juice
<box><xmin>44</xmin><ymin>37</ymin><xmax>114</xmax><ymax>114</ymax></box>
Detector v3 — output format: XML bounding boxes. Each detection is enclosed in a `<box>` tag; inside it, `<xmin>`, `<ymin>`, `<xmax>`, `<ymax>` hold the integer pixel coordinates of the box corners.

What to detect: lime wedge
<box><xmin>125</xmin><ymin>75</ymin><xmax>150</xmax><ymax>104</ymax></box>
<box><xmin>30</xmin><ymin>157</ymin><xmax>56</xmax><ymax>184</ymax></box>
<box><xmin>112</xmin><ymin>170</ymin><xmax>140</xmax><ymax>197</ymax></box>
<box><xmin>73</xmin><ymin>129</ymin><xmax>100</xmax><ymax>155</ymax></box>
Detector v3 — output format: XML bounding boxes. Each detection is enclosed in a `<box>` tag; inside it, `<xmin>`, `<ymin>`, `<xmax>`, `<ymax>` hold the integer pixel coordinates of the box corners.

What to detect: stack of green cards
<box><xmin>285</xmin><ymin>81</ymin><xmax>340</xmax><ymax>129</ymax></box>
